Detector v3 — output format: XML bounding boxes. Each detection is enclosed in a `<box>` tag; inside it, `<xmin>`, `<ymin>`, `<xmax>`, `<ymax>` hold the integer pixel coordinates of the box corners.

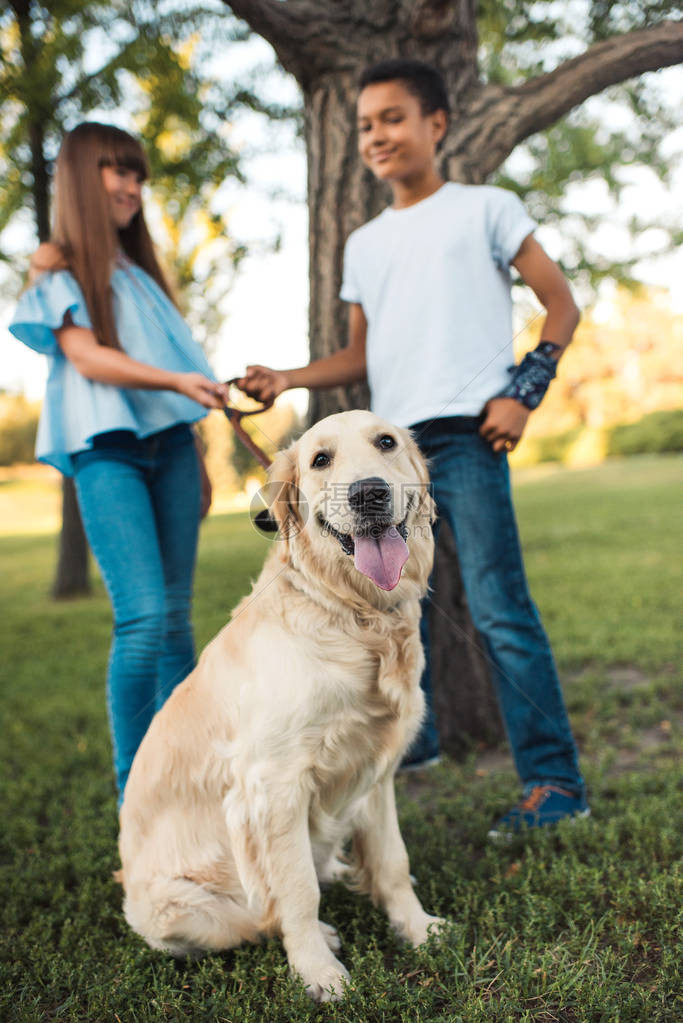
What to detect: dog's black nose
<box><xmin>348</xmin><ymin>477</ymin><xmax>392</xmax><ymax>516</ymax></box>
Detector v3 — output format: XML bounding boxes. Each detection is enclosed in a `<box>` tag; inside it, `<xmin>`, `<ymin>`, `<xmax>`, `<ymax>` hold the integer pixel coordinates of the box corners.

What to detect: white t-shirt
<box><xmin>340</xmin><ymin>182</ymin><xmax>536</xmax><ymax>427</ymax></box>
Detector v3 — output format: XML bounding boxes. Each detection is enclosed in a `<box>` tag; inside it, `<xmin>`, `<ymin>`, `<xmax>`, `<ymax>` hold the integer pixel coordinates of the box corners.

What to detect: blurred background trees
<box><xmin>1</xmin><ymin>0</ymin><xmax>292</xmax><ymax>594</ymax></box>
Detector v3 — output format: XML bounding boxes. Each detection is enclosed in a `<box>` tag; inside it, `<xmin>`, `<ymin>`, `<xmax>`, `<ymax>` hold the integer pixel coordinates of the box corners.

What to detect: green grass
<box><xmin>0</xmin><ymin>474</ymin><xmax>62</xmax><ymax>535</ymax></box>
<box><xmin>1</xmin><ymin>456</ymin><xmax>681</xmax><ymax>1022</ymax></box>
<box><xmin>514</xmin><ymin>455</ymin><xmax>682</xmax><ymax>670</ymax></box>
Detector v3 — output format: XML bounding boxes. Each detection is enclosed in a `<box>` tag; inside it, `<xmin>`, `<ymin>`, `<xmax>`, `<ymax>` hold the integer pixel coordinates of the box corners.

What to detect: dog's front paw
<box><xmin>398</xmin><ymin>912</ymin><xmax>447</xmax><ymax>947</ymax></box>
<box><xmin>295</xmin><ymin>959</ymin><xmax>351</xmax><ymax>1002</ymax></box>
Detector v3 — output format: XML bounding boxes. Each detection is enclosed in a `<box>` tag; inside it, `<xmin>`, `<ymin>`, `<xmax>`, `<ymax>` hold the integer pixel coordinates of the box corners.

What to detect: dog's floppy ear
<box><xmin>266</xmin><ymin>444</ymin><xmax>304</xmax><ymax>556</ymax></box>
<box><xmin>400</xmin><ymin>427</ymin><xmax>436</xmax><ymax>524</ymax></box>
<box><xmin>252</xmin><ymin>508</ymin><xmax>279</xmax><ymax>533</ymax></box>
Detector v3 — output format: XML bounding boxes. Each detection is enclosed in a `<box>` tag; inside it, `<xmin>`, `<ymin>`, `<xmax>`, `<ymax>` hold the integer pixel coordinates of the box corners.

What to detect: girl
<box><xmin>10</xmin><ymin>122</ymin><xmax>229</xmax><ymax>804</ymax></box>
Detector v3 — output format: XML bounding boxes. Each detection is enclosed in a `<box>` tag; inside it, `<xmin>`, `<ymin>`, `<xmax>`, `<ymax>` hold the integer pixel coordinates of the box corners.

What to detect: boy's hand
<box><xmin>480</xmin><ymin>398</ymin><xmax>531</xmax><ymax>453</ymax></box>
<box><xmin>237</xmin><ymin>365</ymin><xmax>290</xmax><ymax>402</ymax></box>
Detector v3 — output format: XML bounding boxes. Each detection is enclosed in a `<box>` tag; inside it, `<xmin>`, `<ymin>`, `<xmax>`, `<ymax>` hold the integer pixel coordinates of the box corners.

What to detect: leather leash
<box><xmin>222</xmin><ymin>378</ymin><xmax>274</xmax><ymax>469</ymax></box>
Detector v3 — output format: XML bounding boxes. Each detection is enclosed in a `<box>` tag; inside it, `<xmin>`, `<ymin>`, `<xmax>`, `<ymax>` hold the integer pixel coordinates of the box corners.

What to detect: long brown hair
<box><xmin>31</xmin><ymin>122</ymin><xmax>175</xmax><ymax>349</ymax></box>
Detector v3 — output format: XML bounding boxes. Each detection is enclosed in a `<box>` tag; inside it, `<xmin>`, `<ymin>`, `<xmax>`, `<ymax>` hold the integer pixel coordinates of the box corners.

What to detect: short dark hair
<box><xmin>358</xmin><ymin>59</ymin><xmax>450</xmax><ymax>118</ymax></box>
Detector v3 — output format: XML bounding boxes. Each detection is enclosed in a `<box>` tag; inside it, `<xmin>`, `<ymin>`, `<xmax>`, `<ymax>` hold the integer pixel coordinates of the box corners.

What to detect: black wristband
<box><xmin>496</xmin><ymin>341</ymin><xmax>559</xmax><ymax>410</ymax></box>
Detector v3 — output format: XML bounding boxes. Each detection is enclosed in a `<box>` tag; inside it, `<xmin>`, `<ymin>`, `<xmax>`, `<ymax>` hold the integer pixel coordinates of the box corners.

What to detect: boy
<box><xmin>241</xmin><ymin>59</ymin><xmax>589</xmax><ymax>837</ymax></box>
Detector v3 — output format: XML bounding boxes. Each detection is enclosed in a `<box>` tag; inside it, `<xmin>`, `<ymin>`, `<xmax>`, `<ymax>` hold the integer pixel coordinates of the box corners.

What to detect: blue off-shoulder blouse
<box><xmin>10</xmin><ymin>259</ymin><xmax>216</xmax><ymax>475</ymax></box>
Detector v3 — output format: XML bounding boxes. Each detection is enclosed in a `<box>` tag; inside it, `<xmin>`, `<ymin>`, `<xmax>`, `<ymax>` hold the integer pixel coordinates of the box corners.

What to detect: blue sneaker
<box><xmin>398</xmin><ymin>729</ymin><xmax>441</xmax><ymax>773</ymax></box>
<box><xmin>488</xmin><ymin>785</ymin><xmax>590</xmax><ymax>841</ymax></box>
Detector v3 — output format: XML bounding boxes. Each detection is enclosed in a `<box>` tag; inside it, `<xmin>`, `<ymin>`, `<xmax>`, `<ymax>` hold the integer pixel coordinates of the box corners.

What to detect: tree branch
<box><xmin>512</xmin><ymin>19</ymin><xmax>683</xmax><ymax>141</ymax></box>
<box><xmin>223</xmin><ymin>0</ymin><xmax>351</xmax><ymax>80</ymax></box>
<box><xmin>222</xmin><ymin>0</ymin><xmax>300</xmax><ymax>49</ymax></box>
<box><xmin>446</xmin><ymin>19</ymin><xmax>683</xmax><ymax>182</ymax></box>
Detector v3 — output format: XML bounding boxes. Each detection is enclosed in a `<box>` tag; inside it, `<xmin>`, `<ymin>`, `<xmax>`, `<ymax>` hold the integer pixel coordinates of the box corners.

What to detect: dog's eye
<box><xmin>311</xmin><ymin>451</ymin><xmax>331</xmax><ymax>469</ymax></box>
<box><xmin>377</xmin><ymin>434</ymin><xmax>396</xmax><ymax>451</ymax></box>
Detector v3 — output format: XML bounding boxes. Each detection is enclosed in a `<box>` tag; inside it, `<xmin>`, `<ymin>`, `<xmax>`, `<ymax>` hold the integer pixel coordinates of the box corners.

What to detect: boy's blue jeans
<box><xmin>409</xmin><ymin>416</ymin><xmax>584</xmax><ymax>796</ymax></box>
<box><xmin>72</xmin><ymin>424</ymin><xmax>201</xmax><ymax>802</ymax></box>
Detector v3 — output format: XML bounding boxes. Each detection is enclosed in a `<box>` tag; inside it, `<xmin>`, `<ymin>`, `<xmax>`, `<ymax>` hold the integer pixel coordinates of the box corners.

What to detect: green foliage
<box><xmin>480</xmin><ymin>0</ymin><xmax>682</xmax><ymax>291</ymax></box>
<box><xmin>533</xmin><ymin>426</ymin><xmax>582</xmax><ymax>463</ymax></box>
<box><xmin>1</xmin><ymin>457</ymin><xmax>681</xmax><ymax>1020</ymax></box>
<box><xmin>0</xmin><ymin>393</ymin><xmax>39</xmax><ymax>465</ymax></box>
<box><xmin>607</xmin><ymin>408</ymin><xmax>683</xmax><ymax>455</ymax></box>
<box><xmin>0</xmin><ymin>0</ymin><xmax>296</xmax><ymax>341</ymax></box>
<box><xmin>513</xmin><ymin>455</ymin><xmax>682</xmax><ymax>669</ymax></box>
<box><xmin>525</xmin><ymin>409</ymin><xmax>683</xmax><ymax>466</ymax></box>
<box><xmin>478</xmin><ymin>0</ymin><xmax>680</xmax><ymax>73</ymax></box>
<box><xmin>1</xmin><ymin>1</ymin><xmax>131</xmax><ymax>237</ymax></box>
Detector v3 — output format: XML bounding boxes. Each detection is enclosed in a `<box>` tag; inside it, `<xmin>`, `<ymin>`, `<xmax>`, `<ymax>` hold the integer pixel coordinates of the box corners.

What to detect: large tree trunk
<box><xmin>301</xmin><ymin>56</ymin><xmax>502</xmax><ymax>755</ymax></box>
<box><xmin>224</xmin><ymin>0</ymin><xmax>683</xmax><ymax>755</ymax></box>
<box><xmin>304</xmin><ymin>68</ymin><xmax>380</xmax><ymax>425</ymax></box>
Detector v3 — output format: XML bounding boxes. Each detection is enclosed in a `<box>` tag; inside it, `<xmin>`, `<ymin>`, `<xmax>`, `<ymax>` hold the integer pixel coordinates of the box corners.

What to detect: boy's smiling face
<box><xmin>357</xmin><ymin>80</ymin><xmax>447</xmax><ymax>185</ymax></box>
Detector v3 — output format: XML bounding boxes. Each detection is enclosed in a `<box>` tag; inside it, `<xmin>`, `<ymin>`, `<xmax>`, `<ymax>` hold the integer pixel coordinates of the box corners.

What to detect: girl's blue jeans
<box><xmin>72</xmin><ymin>424</ymin><xmax>201</xmax><ymax>803</ymax></box>
<box><xmin>409</xmin><ymin>416</ymin><xmax>584</xmax><ymax>796</ymax></box>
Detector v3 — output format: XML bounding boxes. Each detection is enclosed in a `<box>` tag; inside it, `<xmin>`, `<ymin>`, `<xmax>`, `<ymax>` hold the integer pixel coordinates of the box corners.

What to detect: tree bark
<box><xmin>223</xmin><ymin>0</ymin><xmax>683</xmax><ymax>754</ymax></box>
<box><xmin>28</xmin><ymin>122</ymin><xmax>51</xmax><ymax>243</ymax></box>
<box><xmin>297</xmin><ymin>34</ymin><xmax>502</xmax><ymax>755</ymax></box>
<box><xmin>428</xmin><ymin>524</ymin><xmax>503</xmax><ymax>752</ymax></box>
<box><xmin>303</xmin><ymin>67</ymin><xmax>380</xmax><ymax>424</ymax></box>
<box><xmin>52</xmin><ymin>478</ymin><xmax>91</xmax><ymax>599</ymax></box>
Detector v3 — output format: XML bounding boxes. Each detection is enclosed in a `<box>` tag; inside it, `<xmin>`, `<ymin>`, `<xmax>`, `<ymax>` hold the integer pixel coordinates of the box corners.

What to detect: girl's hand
<box><xmin>175</xmin><ymin>373</ymin><xmax>229</xmax><ymax>409</ymax></box>
<box><xmin>479</xmin><ymin>397</ymin><xmax>531</xmax><ymax>453</ymax></box>
<box><xmin>237</xmin><ymin>365</ymin><xmax>290</xmax><ymax>403</ymax></box>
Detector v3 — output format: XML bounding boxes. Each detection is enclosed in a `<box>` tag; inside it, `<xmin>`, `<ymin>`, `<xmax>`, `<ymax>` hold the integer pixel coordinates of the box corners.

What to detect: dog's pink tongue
<box><xmin>353</xmin><ymin>526</ymin><xmax>409</xmax><ymax>590</ymax></box>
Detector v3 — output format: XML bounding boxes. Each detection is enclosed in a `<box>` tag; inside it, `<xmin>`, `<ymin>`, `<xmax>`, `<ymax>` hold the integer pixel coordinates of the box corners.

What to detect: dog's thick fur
<box><xmin>118</xmin><ymin>410</ymin><xmax>443</xmax><ymax>1001</ymax></box>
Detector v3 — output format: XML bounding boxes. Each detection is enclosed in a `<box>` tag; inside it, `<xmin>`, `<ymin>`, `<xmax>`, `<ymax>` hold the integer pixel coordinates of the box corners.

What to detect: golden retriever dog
<box><xmin>118</xmin><ymin>409</ymin><xmax>443</xmax><ymax>1002</ymax></box>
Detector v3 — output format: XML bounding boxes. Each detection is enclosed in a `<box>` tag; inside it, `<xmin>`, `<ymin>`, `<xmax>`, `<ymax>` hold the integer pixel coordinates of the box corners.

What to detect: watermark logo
<box><xmin>249</xmin><ymin>481</ymin><xmax>309</xmax><ymax>539</ymax></box>
<box><xmin>315</xmin><ymin>481</ymin><xmax>434</xmax><ymax>538</ymax></box>
<box><xmin>249</xmin><ymin>481</ymin><xmax>432</xmax><ymax>540</ymax></box>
